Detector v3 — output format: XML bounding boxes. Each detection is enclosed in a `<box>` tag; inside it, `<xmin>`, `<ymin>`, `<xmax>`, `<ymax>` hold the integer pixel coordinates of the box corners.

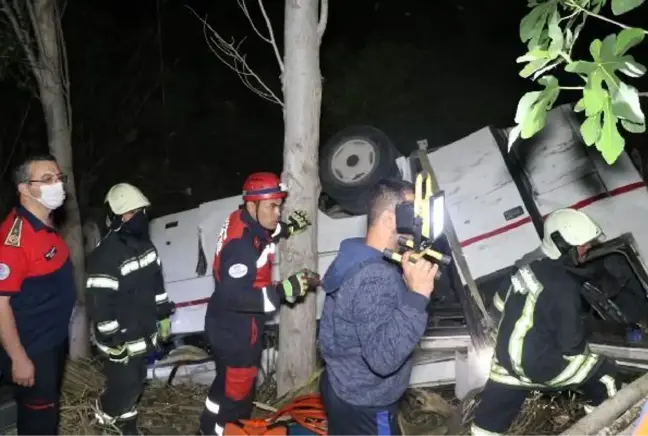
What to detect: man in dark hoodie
<box><xmin>318</xmin><ymin>179</ymin><xmax>439</xmax><ymax>435</ymax></box>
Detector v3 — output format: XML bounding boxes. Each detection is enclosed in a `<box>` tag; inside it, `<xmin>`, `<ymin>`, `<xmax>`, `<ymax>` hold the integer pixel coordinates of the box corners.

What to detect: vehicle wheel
<box><xmin>320</xmin><ymin>125</ymin><xmax>401</xmax><ymax>215</ymax></box>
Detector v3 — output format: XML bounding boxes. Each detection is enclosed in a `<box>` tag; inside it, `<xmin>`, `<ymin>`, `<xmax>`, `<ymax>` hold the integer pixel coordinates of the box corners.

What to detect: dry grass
<box><xmin>61</xmin><ymin>359</ymin><xmax>591</xmax><ymax>435</ymax></box>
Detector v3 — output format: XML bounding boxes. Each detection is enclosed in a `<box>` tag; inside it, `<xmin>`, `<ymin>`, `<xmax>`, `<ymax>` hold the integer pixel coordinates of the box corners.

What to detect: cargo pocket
<box><xmin>224</xmin><ymin>366</ymin><xmax>258</xmax><ymax>401</ymax></box>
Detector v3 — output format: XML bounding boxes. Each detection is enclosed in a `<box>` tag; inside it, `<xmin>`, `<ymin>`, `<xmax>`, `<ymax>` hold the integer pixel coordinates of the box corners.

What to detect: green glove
<box><xmin>279</xmin><ymin>269</ymin><xmax>320</xmax><ymax>302</ymax></box>
<box><xmin>158</xmin><ymin>318</ymin><xmax>172</xmax><ymax>341</ymax></box>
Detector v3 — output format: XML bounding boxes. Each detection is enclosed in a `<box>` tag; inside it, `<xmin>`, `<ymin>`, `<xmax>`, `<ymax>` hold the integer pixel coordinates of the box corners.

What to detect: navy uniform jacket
<box><xmin>0</xmin><ymin>206</ymin><xmax>76</xmax><ymax>356</ymax></box>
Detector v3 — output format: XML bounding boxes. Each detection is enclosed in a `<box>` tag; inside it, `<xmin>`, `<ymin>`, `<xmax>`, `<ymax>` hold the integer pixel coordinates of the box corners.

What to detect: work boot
<box><xmin>116</xmin><ymin>417</ymin><xmax>143</xmax><ymax>435</ymax></box>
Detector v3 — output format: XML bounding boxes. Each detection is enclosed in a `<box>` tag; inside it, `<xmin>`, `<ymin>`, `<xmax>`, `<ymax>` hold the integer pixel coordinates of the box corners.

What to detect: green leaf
<box><xmin>520</xmin><ymin>76</ymin><xmax>561</xmax><ymax>139</ymax></box>
<box><xmin>618</xmin><ymin>56</ymin><xmax>647</xmax><ymax>78</ymax></box>
<box><xmin>583</xmin><ymin>86</ymin><xmax>607</xmax><ymax>116</ymax></box>
<box><xmin>517</xmin><ymin>49</ymin><xmax>552</xmax><ymax>78</ymax></box>
<box><xmin>596</xmin><ymin>99</ymin><xmax>626</xmax><ymax>164</ymax></box>
<box><xmin>520</xmin><ymin>1</ymin><xmax>557</xmax><ymax>47</ymax></box>
<box><xmin>547</xmin><ymin>9</ymin><xmax>565</xmax><ymax>56</ymax></box>
<box><xmin>611</xmin><ymin>0</ymin><xmax>645</xmax><ymax>15</ymax></box>
<box><xmin>621</xmin><ymin>119</ymin><xmax>646</xmax><ymax>133</ymax></box>
<box><xmin>565</xmin><ymin>60</ymin><xmax>596</xmax><ymax>75</ymax></box>
<box><xmin>514</xmin><ymin>91</ymin><xmax>543</xmax><ymax>124</ymax></box>
<box><xmin>574</xmin><ymin>98</ymin><xmax>586</xmax><ymax>113</ymax></box>
<box><xmin>565</xmin><ymin>31</ymin><xmax>646</xmax><ymax>93</ymax></box>
<box><xmin>580</xmin><ymin>112</ymin><xmax>602</xmax><ymax>146</ymax></box>
<box><xmin>615</xmin><ymin>28</ymin><xmax>644</xmax><ymax>55</ymax></box>
<box><xmin>611</xmin><ymin>81</ymin><xmax>645</xmax><ymax>124</ymax></box>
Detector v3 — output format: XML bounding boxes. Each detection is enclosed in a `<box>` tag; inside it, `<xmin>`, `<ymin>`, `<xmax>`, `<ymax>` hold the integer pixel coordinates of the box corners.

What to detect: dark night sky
<box><xmin>0</xmin><ymin>0</ymin><xmax>647</xmax><ymax>218</ymax></box>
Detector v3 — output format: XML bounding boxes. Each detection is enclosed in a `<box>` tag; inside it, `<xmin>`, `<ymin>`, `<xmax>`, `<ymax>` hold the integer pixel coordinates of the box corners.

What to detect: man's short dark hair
<box><xmin>12</xmin><ymin>154</ymin><xmax>58</xmax><ymax>187</ymax></box>
<box><xmin>367</xmin><ymin>178</ymin><xmax>414</xmax><ymax>227</ymax></box>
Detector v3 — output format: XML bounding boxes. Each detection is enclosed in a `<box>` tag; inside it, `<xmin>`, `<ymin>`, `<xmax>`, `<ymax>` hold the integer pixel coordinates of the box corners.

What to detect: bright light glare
<box><xmin>432</xmin><ymin>195</ymin><xmax>445</xmax><ymax>240</ymax></box>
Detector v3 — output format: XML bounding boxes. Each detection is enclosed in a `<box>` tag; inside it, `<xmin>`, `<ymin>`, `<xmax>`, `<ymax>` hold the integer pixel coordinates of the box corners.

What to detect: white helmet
<box><xmin>105</xmin><ymin>183</ymin><xmax>151</xmax><ymax>215</ymax></box>
<box><xmin>540</xmin><ymin>208</ymin><xmax>604</xmax><ymax>259</ymax></box>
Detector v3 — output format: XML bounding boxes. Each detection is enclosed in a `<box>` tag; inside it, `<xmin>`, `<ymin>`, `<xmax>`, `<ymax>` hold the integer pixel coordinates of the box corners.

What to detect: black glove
<box><xmin>273</xmin><ymin>210</ymin><xmax>311</xmax><ymax>241</ymax></box>
<box><xmin>93</xmin><ymin>328</ymin><xmax>129</xmax><ymax>364</ymax></box>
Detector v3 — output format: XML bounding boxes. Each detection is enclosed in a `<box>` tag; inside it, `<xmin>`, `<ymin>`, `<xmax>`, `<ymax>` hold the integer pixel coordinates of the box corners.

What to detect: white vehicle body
<box><xmin>148</xmin><ymin>104</ymin><xmax>648</xmax><ymax>397</ymax></box>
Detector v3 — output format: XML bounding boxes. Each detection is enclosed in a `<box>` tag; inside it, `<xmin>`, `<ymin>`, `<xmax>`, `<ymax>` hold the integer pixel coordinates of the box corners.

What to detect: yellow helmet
<box><xmin>105</xmin><ymin>183</ymin><xmax>151</xmax><ymax>215</ymax></box>
<box><xmin>540</xmin><ymin>208</ymin><xmax>604</xmax><ymax>259</ymax></box>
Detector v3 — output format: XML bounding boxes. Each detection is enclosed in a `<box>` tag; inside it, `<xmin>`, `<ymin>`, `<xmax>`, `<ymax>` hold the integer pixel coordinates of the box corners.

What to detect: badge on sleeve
<box><xmin>0</xmin><ymin>263</ymin><xmax>10</xmax><ymax>281</ymax></box>
<box><xmin>228</xmin><ymin>263</ymin><xmax>248</xmax><ymax>279</ymax></box>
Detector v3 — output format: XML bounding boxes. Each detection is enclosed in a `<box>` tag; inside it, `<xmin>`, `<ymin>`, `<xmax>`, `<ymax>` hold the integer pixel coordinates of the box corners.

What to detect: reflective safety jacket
<box><xmin>490</xmin><ymin>257</ymin><xmax>602</xmax><ymax>389</ymax></box>
<box><xmin>205</xmin><ymin>209</ymin><xmax>282</xmax><ymax>350</ymax></box>
<box><xmin>85</xmin><ymin>230</ymin><xmax>174</xmax><ymax>358</ymax></box>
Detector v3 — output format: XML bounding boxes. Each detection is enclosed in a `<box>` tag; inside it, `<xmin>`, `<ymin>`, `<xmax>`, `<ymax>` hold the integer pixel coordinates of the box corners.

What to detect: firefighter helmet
<box><xmin>540</xmin><ymin>208</ymin><xmax>604</xmax><ymax>259</ymax></box>
<box><xmin>242</xmin><ymin>172</ymin><xmax>287</xmax><ymax>202</ymax></box>
<box><xmin>105</xmin><ymin>183</ymin><xmax>151</xmax><ymax>215</ymax></box>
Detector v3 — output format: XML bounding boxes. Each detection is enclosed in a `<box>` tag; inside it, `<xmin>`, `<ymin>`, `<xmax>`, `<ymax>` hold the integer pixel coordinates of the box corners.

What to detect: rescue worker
<box><xmin>85</xmin><ymin>183</ymin><xmax>175</xmax><ymax>435</ymax></box>
<box><xmin>0</xmin><ymin>155</ymin><xmax>76</xmax><ymax>434</ymax></box>
<box><xmin>472</xmin><ymin>208</ymin><xmax>620</xmax><ymax>436</ymax></box>
<box><xmin>199</xmin><ymin>172</ymin><xmax>318</xmax><ymax>436</ymax></box>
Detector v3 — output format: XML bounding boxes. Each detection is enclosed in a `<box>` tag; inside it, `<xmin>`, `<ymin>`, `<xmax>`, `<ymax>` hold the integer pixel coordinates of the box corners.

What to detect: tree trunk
<box><xmin>276</xmin><ymin>0</ymin><xmax>323</xmax><ymax>397</ymax></box>
<box><xmin>33</xmin><ymin>0</ymin><xmax>89</xmax><ymax>359</ymax></box>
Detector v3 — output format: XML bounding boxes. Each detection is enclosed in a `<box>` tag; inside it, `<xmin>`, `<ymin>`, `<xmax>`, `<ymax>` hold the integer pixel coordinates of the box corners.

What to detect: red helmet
<box><xmin>242</xmin><ymin>172</ymin><xmax>287</xmax><ymax>202</ymax></box>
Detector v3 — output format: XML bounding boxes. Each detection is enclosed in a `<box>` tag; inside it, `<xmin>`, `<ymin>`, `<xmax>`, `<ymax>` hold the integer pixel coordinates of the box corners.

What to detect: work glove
<box><xmin>158</xmin><ymin>318</ymin><xmax>172</xmax><ymax>342</ymax></box>
<box><xmin>279</xmin><ymin>269</ymin><xmax>320</xmax><ymax>303</ymax></box>
<box><xmin>273</xmin><ymin>210</ymin><xmax>311</xmax><ymax>241</ymax></box>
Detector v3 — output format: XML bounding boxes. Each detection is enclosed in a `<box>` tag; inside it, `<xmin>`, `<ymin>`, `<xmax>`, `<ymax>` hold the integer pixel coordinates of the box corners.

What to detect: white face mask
<box><xmin>35</xmin><ymin>182</ymin><xmax>66</xmax><ymax>210</ymax></box>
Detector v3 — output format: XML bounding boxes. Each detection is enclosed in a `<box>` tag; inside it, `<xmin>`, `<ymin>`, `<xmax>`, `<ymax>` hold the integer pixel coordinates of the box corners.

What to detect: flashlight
<box><xmin>383</xmin><ymin>172</ymin><xmax>452</xmax><ymax>276</ymax></box>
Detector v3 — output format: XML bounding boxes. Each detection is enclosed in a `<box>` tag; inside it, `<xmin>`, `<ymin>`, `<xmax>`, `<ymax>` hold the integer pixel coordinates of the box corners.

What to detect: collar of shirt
<box><xmin>240</xmin><ymin>208</ymin><xmax>271</xmax><ymax>242</ymax></box>
<box><xmin>17</xmin><ymin>206</ymin><xmax>55</xmax><ymax>233</ymax></box>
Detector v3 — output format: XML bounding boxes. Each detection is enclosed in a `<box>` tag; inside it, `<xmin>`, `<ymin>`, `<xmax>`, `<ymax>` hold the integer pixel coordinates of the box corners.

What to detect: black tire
<box><xmin>320</xmin><ymin>125</ymin><xmax>401</xmax><ymax>215</ymax></box>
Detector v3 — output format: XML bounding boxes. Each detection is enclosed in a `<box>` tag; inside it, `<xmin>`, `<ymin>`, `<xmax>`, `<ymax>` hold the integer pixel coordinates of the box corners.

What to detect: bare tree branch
<box><xmin>317</xmin><ymin>0</ymin><xmax>328</xmax><ymax>46</ymax></box>
<box><xmin>1</xmin><ymin>0</ymin><xmax>39</xmax><ymax>81</ymax></box>
<box><xmin>640</xmin><ymin>92</ymin><xmax>648</xmax><ymax>98</ymax></box>
<box><xmin>54</xmin><ymin>0</ymin><xmax>71</xmax><ymax>133</ymax></box>
<box><xmin>254</xmin><ymin>0</ymin><xmax>283</xmax><ymax>74</ymax></box>
<box><xmin>186</xmin><ymin>5</ymin><xmax>284</xmax><ymax>107</ymax></box>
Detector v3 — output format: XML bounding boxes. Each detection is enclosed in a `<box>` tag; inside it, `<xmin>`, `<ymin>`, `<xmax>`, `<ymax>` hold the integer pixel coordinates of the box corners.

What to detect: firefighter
<box><xmin>472</xmin><ymin>208</ymin><xmax>620</xmax><ymax>436</ymax></box>
<box><xmin>85</xmin><ymin>183</ymin><xmax>175</xmax><ymax>435</ymax></box>
<box><xmin>199</xmin><ymin>172</ymin><xmax>318</xmax><ymax>436</ymax></box>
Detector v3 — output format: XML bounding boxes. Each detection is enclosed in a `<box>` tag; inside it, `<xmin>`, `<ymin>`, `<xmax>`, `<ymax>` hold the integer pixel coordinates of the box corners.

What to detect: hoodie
<box><xmin>317</xmin><ymin>237</ymin><xmax>430</xmax><ymax>407</ymax></box>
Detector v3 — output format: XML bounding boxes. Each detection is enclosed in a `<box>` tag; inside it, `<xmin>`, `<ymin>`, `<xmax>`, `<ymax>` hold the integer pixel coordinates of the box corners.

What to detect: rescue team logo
<box><xmin>215</xmin><ymin>216</ymin><xmax>230</xmax><ymax>256</ymax></box>
<box><xmin>4</xmin><ymin>217</ymin><xmax>22</xmax><ymax>247</ymax></box>
<box><xmin>228</xmin><ymin>263</ymin><xmax>248</xmax><ymax>278</ymax></box>
<box><xmin>45</xmin><ymin>246</ymin><xmax>57</xmax><ymax>261</ymax></box>
<box><xmin>0</xmin><ymin>263</ymin><xmax>10</xmax><ymax>281</ymax></box>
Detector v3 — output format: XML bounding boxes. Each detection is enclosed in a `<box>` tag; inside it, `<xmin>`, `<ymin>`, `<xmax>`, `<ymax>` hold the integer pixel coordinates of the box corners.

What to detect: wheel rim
<box><xmin>330</xmin><ymin>139</ymin><xmax>377</xmax><ymax>185</ymax></box>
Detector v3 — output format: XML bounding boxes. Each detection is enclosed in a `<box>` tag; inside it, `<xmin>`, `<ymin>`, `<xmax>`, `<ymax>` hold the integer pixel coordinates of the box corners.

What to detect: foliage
<box><xmin>510</xmin><ymin>0</ymin><xmax>647</xmax><ymax>164</ymax></box>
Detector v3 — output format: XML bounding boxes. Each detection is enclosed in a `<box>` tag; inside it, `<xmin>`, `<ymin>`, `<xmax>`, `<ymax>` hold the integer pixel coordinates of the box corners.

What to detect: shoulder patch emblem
<box><xmin>0</xmin><ymin>263</ymin><xmax>10</xmax><ymax>281</ymax></box>
<box><xmin>228</xmin><ymin>263</ymin><xmax>248</xmax><ymax>279</ymax></box>
<box><xmin>4</xmin><ymin>218</ymin><xmax>22</xmax><ymax>247</ymax></box>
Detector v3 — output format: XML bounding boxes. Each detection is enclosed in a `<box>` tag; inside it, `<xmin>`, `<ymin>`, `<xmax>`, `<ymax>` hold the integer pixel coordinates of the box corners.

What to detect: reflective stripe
<box><xmin>205</xmin><ymin>397</ymin><xmax>220</xmax><ymax>415</ymax></box>
<box><xmin>94</xmin><ymin>398</ymin><xmax>138</xmax><ymax>425</ymax></box>
<box><xmin>471</xmin><ymin>423</ymin><xmax>502</xmax><ymax>436</ymax></box>
<box><xmin>489</xmin><ymin>353</ymin><xmax>601</xmax><ymax>389</ymax></box>
<box><xmin>508</xmin><ymin>266</ymin><xmax>544</xmax><ymax>378</ymax></box>
<box><xmin>493</xmin><ymin>292</ymin><xmax>505</xmax><ymax>312</ymax></box>
<box><xmin>120</xmin><ymin>249</ymin><xmax>158</xmax><ymax>276</ymax></box>
<box><xmin>261</xmin><ymin>287</ymin><xmax>276</xmax><ymax>313</ymax></box>
<box><xmin>215</xmin><ymin>424</ymin><xmax>224</xmax><ymax>436</ymax></box>
<box><xmin>97</xmin><ymin>320</ymin><xmax>120</xmax><ymax>334</ymax></box>
<box><xmin>155</xmin><ymin>292</ymin><xmax>169</xmax><ymax>303</ymax></box>
<box><xmin>546</xmin><ymin>352</ymin><xmax>600</xmax><ymax>387</ymax></box>
<box><xmin>256</xmin><ymin>243</ymin><xmax>276</xmax><ymax>269</ymax></box>
<box><xmin>126</xmin><ymin>339</ymin><xmax>147</xmax><ymax>355</ymax></box>
<box><xmin>600</xmin><ymin>374</ymin><xmax>618</xmax><ymax>398</ymax></box>
<box><xmin>86</xmin><ymin>275</ymin><xmax>119</xmax><ymax>290</ymax></box>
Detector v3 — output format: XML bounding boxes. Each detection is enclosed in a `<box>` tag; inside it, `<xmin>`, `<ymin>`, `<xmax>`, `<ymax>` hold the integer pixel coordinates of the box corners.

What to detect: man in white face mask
<box><xmin>0</xmin><ymin>154</ymin><xmax>76</xmax><ymax>435</ymax></box>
